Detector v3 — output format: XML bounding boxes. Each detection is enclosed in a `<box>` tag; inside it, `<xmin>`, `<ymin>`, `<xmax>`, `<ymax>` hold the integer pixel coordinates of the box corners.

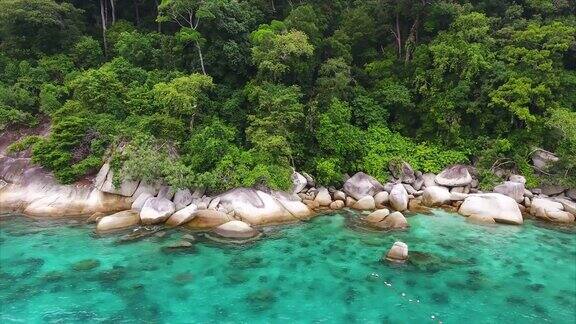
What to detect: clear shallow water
<box><xmin>1</xmin><ymin>210</ymin><xmax>575</xmax><ymax>324</ymax></box>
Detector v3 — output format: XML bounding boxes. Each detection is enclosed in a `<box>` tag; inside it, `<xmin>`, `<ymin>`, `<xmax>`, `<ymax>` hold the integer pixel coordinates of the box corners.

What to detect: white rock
<box><xmin>343</xmin><ymin>172</ymin><xmax>384</xmax><ymax>200</ymax></box>
<box><xmin>166</xmin><ymin>203</ymin><xmax>198</xmax><ymax>227</ymax></box>
<box><xmin>213</xmin><ymin>220</ymin><xmax>258</xmax><ymax>239</ymax></box>
<box><xmin>385</xmin><ymin>241</ymin><xmax>408</xmax><ymax>263</ymax></box>
<box><xmin>217</xmin><ymin>188</ymin><xmax>305</xmax><ymax>225</ymax></box>
<box><xmin>389</xmin><ymin>183</ymin><xmax>409</xmax><ymax>211</ymax></box>
<box><xmin>435</xmin><ymin>165</ymin><xmax>472</xmax><ymax>187</ymax></box>
<box><xmin>131</xmin><ymin>192</ymin><xmax>153</xmax><ymax>212</ymax></box>
<box><xmin>509</xmin><ymin>174</ymin><xmax>526</xmax><ymax>184</ymax></box>
<box><xmin>140</xmin><ymin>197</ymin><xmax>176</xmax><ymax>225</ymax></box>
<box><xmin>531</xmin><ymin>198</ymin><xmax>574</xmax><ymax>223</ymax></box>
<box><xmin>352</xmin><ymin>195</ymin><xmax>376</xmax><ymax>210</ymax></box>
<box><xmin>532</xmin><ymin>149</ymin><xmax>558</xmax><ymax>170</ymax></box>
<box><xmin>314</xmin><ymin>187</ymin><xmax>332</xmax><ymax>207</ymax></box>
<box><xmin>422</xmin><ymin>173</ymin><xmax>437</xmax><ymax>188</ymax></box>
<box><xmin>208</xmin><ymin>197</ymin><xmax>221</xmax><ymax>210</ymax></box>
<box><xmin>94</xmin><ymin>163</ymin><xmax>139</xmax><ymax>197</ymax></box>
<box><xmin>366</xmin><ymin>210</ymin><xmax>408</xmax><ymax>230</ymax></box>
<box><xmin>374</xmin><ymin>191</ymin><xmax>389</xmax><ymax>208</ymax></box>
<box><xmin>173</xmin><ymin>189</ymin><xmax>193</xmax><ymax>210</ymax></box>
<box><xmin>459</xmin><ymin>193</ymin><xmax>523</xmax><ymax>225</ymax></box>
<box><xmin>329</xmin><ymin>200</ymin><xmax>345</xmax><ymax>210</ymax></box>
<box><xmin>421</xmin><ymin>186</ymin><xmax>452</xmax><ymax>207</ymax></box>
<box><xmin>157</xmin><ymin>186</ymin><xmax>175</xmax><ymax>200</ymax></box>
<box><xmin>291</xmin><ymin>172</ymin><xmax>307</xmax><ymax>194</ymax></box>
<box><xmin>96</xmin><ymin>210</ymin><xmax>140</xmax><ymax>233</ymax></box>
<box><xmin>494</xmin><ymin>181</ymin><xmax>525</xmax><ymax>203</ymax></box>
<box><xmin>333</xmin><ymin>190</ymin><xmax>346</xmax><ymax>201</ymax></box>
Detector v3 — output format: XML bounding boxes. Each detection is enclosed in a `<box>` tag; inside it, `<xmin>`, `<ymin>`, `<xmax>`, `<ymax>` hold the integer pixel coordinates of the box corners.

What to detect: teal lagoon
<box><xmin>1</xmin><ymin>210</ymin><xmax>575</xmax><ymax>323</ymax></box>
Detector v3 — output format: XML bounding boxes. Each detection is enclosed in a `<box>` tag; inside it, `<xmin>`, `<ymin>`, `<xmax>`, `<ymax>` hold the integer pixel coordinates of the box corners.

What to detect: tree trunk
<box><xmin>395</xmin><ymin>12</ymin><xmax>402</xmax><ymax>59</ymax></box>
<box><xmin>195</xmin><ymin>41</ymin><xmax>206</xmax><ymax>75</ymax></box>
<box><xmin>133</xmin><ymin>0</ymin><xmax>140</xmax><ymax>26</ymax></box>
<box><xmin>100</xmin><ymin>0</ymin><xmax>108</xmax><ymax>56</ymax></box>
<box><xmin>154</xmin><ymin>0</ymin><xmax>161</xmax><ymax>32</ymax></box>
<box><xmin>109</xmin><ymin>0</ymin><xmax>116</xmax><ymax>24</ymax></box>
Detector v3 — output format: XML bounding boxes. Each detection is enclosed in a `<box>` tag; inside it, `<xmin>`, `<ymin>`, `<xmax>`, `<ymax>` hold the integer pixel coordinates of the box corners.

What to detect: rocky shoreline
<box><xmin>1</xmin><ymin>155</ymin><xmax>575</xmax><ymax>242</ymax></box>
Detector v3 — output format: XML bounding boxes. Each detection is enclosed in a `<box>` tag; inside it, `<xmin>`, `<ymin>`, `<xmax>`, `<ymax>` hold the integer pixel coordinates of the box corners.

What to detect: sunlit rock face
<box><xmin>0</xmin><ymin>156</ymin><xmax>131</xmax><ymax>218</ymax></box>
<box><xmin>216</xmin><ymin>188</ymin><xmax>312</xmax><ymax>225</ymax></box>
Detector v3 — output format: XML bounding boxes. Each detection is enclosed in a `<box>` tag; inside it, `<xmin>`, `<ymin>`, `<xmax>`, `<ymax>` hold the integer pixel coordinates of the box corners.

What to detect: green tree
<box><xmin>0</xmin><ymin>0</ymin><xmax>83</xmax><ymax>58</ymax></box>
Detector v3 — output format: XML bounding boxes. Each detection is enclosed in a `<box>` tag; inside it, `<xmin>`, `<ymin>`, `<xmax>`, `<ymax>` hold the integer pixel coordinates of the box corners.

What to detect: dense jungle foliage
<box><xmin>1</xmin><ymin>0</ymin><xmax>575</xmax><ymax>191</ymax></box>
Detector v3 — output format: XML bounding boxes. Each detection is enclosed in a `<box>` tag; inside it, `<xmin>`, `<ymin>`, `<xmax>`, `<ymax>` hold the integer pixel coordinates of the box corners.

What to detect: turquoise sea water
<box><xmin>1</xmin><ymin>210</ymin><xmax>575</xmax><ymax>323</ymax></box>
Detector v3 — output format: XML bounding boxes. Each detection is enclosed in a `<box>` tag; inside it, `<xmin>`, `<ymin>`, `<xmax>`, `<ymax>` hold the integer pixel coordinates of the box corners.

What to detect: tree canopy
<box><xmin>2</xmin><ymin>0</ymin><xmax>575</xmax><ymax>190</ymax></box>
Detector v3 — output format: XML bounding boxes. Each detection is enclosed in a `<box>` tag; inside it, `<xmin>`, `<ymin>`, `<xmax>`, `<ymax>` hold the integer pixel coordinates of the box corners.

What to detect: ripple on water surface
<box><xmin>1</xmin><ymin>211</ymin><xmax>575</xmax><ymax>323</ymax></box>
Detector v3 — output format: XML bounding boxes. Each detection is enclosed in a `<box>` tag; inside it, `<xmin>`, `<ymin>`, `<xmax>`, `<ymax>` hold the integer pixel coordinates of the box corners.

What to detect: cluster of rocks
<box><xmin>2</xmin><ymin>149</ymin><xmax>574</xmax><ymax>242</ymax></box>
<box><xmin>93</xmin><ymin>163</ymin><xmax>318</xmax><ymax>240</ymax></box>
<box><xmin>293</xmin><ymin>171</ymin><xmax>409</xmax><ymax>231</ymax></box>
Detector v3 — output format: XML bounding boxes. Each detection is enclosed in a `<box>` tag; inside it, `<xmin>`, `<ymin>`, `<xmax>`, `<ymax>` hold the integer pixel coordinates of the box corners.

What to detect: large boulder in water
<box><xmin>435</xmin><ymin>165</ymin><xmax>472</xmax><ymax>187</ymax></box>
<box><xmin>213</xmin><ymin>221</ymin><xmax>259</xmax><ymax>239</ymax></box>
<box><xmin>530</xmin><ymin>198</ymin><xmax>574</xmax><ymax>223</ymax></box>
<box><xmin>96</xmin><ymin>210</ymin><xmax>140</xmax><ymax>233</ymax></box>
<box><xmin>384</xmin><ymin>241</ymin><xmax>408</xmax><ymax>263</ymax></box>
<box><xmin>421</xmin><ymin>186</ymin><xmax>452</xmax><ymax>207</ymax></box>
<box><xmin>458</xmin><ymin>193</ymin><xmax>523</xmax><ymax>225</ymax></box>
<box><xmin>493</xmin><ymin>181</ymin><xmax>525</xmax><ymax>203</ymax></box>
<box><xmin>343</xmin><ymin>172</ymin><xmax>384</xmax><ymax>200</ymax></box>
<box><xmin>140</xmin><ymin>197</ymin><xmax>175</xmax><ymax>225</ymax></box>
<box><xmin>216</xmin><ymin>188</ymin><xmax>307</xmax><ymax>225</ymax></box>
<box><xmin>389</xmin><ymin>183</ymin><xmax>408</xmax><ymax>211</ymax></box>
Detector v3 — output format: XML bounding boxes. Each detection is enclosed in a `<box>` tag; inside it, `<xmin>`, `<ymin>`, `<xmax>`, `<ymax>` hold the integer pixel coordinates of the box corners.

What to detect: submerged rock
<box><xmin>72</xmin><ymin>259</ymin><xmax>101</xmax><ymax>271</ymax></box>
<box><xmin>213</xmin><ymin>221</ymin><xmax>259</xmax><ymax>239</ymax></box>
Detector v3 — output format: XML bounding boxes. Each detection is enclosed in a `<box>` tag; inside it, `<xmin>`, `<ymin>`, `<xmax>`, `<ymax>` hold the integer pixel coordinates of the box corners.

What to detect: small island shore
<box><xmin>2</xmin><ymin>156</ymin><xmax>574</xmax><ymax>241</ymax></box>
